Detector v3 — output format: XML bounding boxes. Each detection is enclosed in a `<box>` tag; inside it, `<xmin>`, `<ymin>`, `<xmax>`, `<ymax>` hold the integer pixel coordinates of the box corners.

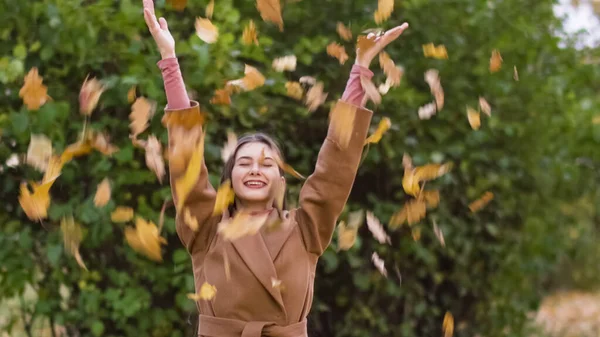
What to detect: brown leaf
<box><xmin>364</xmin><ymin>117</ymin><xmax>391</xmax><ymax>145</ymax></box>
<box><xmin>19</xmin><ymin>68</ymin><xmax>49</xmax><ymax>110</ymax></box>
<box><xmin>305</xmin><ymin>81</ymin><xmax>328</xmax><ymax>112</ymax></box>
<box><xmin>242</xmin><ymin>20</ymin><xmax>259</xmax><ymax>46</ymax></box>
<box><xmin>79</xmin><ymin>75</ymin><xmax>105</xmax><ymax>116</ymax></box>
<box><xmin>94</xmin><ymin>178</ymin><xmax>111</xmax><ymax>207</ymax></box>
<box><xmin>420</xmin><ymin>190</ymin><xmax>440</xmax><ymax>208</ymax></box>
<box><xmin>26</xmin><ymin>134</ymin><xmax>53</xmax><ymax>172</ymax></box>
<box><xmin>213</xmin><ymin>179</ymin><xmax>236</xmax><ymax>216</ymax></box>
<box><xmin>467</xmin><ymin>106</ymin><xmax>481</xmax><ymax>130</ymax></box>
<box><xmin>336</xmin><ymin>22</ymin><xmax>352</xmax><ymax>41</ymax></box>
<box><xmin>167</xmin><ymin>0</ymin><xmax>187</xmax><ymax>11</ymax></box>
<box><xmin>91</xmin><ymin>131</ymin><xmax>119</xmax><ymax>156</ymax></box>
<box><xmin>274</xmin><ymin>156</ymin><xmax>305</xmax><ymax>180</ymax></box>
<box><xmin>379</xmin><ymin>52</ymin><xmax>403</xmax><ymax>86</ymax></box>
<box><xmin>129</xmin><ymin>97</ymin><xmax>155</xmax><ymax>137</ymax></box>
<box><xmin>479</xmin><ymin>97</ymin><xmax>491</xmax><ymax>116</ymax></box>
<box><xmin>424</xmin><ymin>69</ymin><xmax>444</xmax><ymax>111</ymax></box>
<box><xmin>469</xmin><ymin>191</ymin><xmax>494</xmax><ymax>212</ymax></box>
<box><xmin>337</xmin><ymin>221</ymin><xmax>357</xmax><ymax>251</ymax></box>
<box><xmin>490</xmin><ymin>49</ymin><xmax>503</xmax><ymax>73</ymax></box>
<box><xmin>329</xmin><ymin>100</ymin><xmax>356</xmax><ymax>149</ymax></box>
<box><xmin>374</xmin><ymin>0</ymin><xmax>394</xmax><ymax>24</ymax></box>
<box><xmin>357</xmin><ymin>34</ymin><xmax>378</xmax><ymax>61</ymax></box>
<box><xmin>326</xmin><ymin>42</ymin><xmax>349</xmax><ymax>65</ymax></box>
<box><xmin>127</xmin><ymin>86</ymin><xmax>137</xmax><ymax>103</ymax></box>
<box><xmin>256</xmin><ymin>0</ymin><xmax>283</xmax><ymax>31</ymax></box>
<box><xmin>61</xmin><ymin>215</ymin><xmax>87</xmax><ymax>270</ymax></box>
<box><xmin>195</xmin><ymin>17</ymin><xmax>219</xmax><ymax>44</ymax></box>
<box><xmin>366</xmin><ymin>211</ymin><xmax>391</xmax><ymax>244</ymax></box>
<box><xmin>124</xmin><ymin>217</ymin><xmax>166</xmax><ymax>262</ymax></box>
<box><xmin>272</xmin><ymin>55</ymin><xmax>297</xmax><ymax>72</ymax></box>
<box><xmin>443</xmin><ymin>311</ymin><xmax>454</xmax><ymax>337</ymax></box>
<box><xmin>111</xmin><ymin>206</ymin><xmax>134</xmax><ymax>223</ymax></box>
<box><xmin>210</xmin><ymin>88</ymin><xmax>232</xmax><ymax>105</ymax></box>
<box><xmin>422</xmin><ymin>43</ymin><xmax>448</xmax><ymax>59</ymax></box>
<box><xmin>217</xmin><ymin>210</ymin><xmax>270</xmax><ymax>241</ymax></box>
<box><xmin>206</xmin><ymin>0</ymin><xmax>214</xmax><ymax>18</ymax></box>
<box><xmin>221</xmin><ymin>131</ymin><xmax>238</xmax><ymax>163</ymax></box>
<box><xmin>371</xmin><ymin>252</ymin><xmax>388</xmax><ymax>276</ymax></box>
<box><xmin>285</xmin><ymin>81</ymin><xmax>303</xmax><ymax>100</ymax></box>
<box><xmin>227</xmin><ymin>65</ymin><xmax>265</xmax><ymax>91</ymax></box>
<box><xmin>145</xmin><ymin>135</ymin><xmax>166</xmax><ymax>184</ymax></box>
<box><xmin>175</xmin><ymin>130</ymin><xmax>206</xmax><ymax>211</ymax></box>
<box><xmin>360</xmin><ymin>75</ymin><xmax>381</xmax><ymax>105</ymax></box>
<box><xmin>184</xmin><ymin>207</ymin><xmax>199</xmax><ymax>231</ymax></box>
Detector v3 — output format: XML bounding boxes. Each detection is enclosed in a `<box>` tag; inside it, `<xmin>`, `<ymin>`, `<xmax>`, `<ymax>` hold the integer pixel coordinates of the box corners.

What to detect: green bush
<box><xmin>1</xmin><ymin>0</ymin><xmax>599</xmax><ymax>336</ymax></box>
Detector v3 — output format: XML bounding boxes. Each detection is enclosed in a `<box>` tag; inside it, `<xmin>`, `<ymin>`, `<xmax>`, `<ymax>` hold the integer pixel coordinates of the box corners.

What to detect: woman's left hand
<box><xmin>355</xmin><ymin>22</ymin><xmax>409</xmax><ymax>68</ymax></box>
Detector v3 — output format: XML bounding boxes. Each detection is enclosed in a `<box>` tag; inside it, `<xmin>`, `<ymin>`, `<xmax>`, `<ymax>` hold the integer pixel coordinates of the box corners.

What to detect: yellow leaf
<box><xmin>127</xmin><ymin>86</ymin><xmax>137</xmax><ymax>103</ymax></box>
<box><xmin>406</xmin><ymin>199</ymin><xmax>427</xmax><ymax>225</ymax></box>
<box><xmin>256</xmin><ymin>0</ymin><xmax>283</xmax><ymax>31</ymax></box>
<box><xmin>467</xmin><ymin>106</ymin><xmax>481</xmax><ymax>130</ymax></box>
<box><xmin>61</xmin><ymin>215</ymin><xmax>87</xmax><ymax>270</ymax></box>
<box><xmin>443</xmin><ymin>311</ymin><xmax>454</xmax><ymax>337</ymax></box>
<box><xmin>242</xmin><ymin>20</ymin><xmax>259</xmax><ymax>46</ymax></box>
<box><xmin>347</xmin><ymin>209</ymin><xmax>365</xmax><ymax>229</ymax></box>
<box><xmin>94</xmin><ymin>178</ymin><xmax>111</xmax><ymax>207</ymax></box>
<box><xmin>213</xmin><ymin>179</ymin><xmax>236</xmax><ymax>216</ymax></box>
<box><xmin>285</xmin><ymin>81</ymin><xmax>303</xmax><ymax>100</ymax></box>
<box><xmin>217</xmin><ymin>210</ymin><xmax>270</xmax><ymax>241</ymax></box>
<box><xmin>337</xmin><ymin>221</ymin><xmax>357</xmax><ymax>251</ymax></box>
<box><xmin>329</xmin><ymin>100</ymin><xmax>356</xmax><ymax>149</ymax></box>
<box><xmin>145</xmin><ymin>135</ymin><xmax>166</xmax><ymax>184</ymax></box>
<box><xmin>206</xmin><ymin>0</ymin><xmax>214</xmax><ymax>18</ymax></box>
<box><xmin>111</xmin><ymin>206</ymin><xmax>134</xmax><ymax>222</ymax></box>
<box><xmin>19</xmin><ymin>68</ymin><xmax>49</xmax><ymax>110</ymax></box>
<box><xmin>19</xmin><ymin>180</ymin><xmax>54</xmax><ymax>221</ymax></box>
<box><xmin>490</xmin><ymin>49</ymin><xmax>503</xmax><ymax>73</ymax></box>
<box><xmin>60</xmin><ymin>140</ymin><xmax>93</xmax><ymax>165</ymax></box>
<box><xmin>402</xmin><ymin>169</ymin><xmax>420</xmax><ymax>197</ymax></box>
<box><xmin>184</xmin><ymin>208</ymin><xmax>199</xmax><ymax>231</ymax></box>
<box><xmin>365</xmin><ymin>117</ymin><xmax>391</xmax><ymax>145</ymax></box>
<box><xmin>272</xmin><ymin>55</ymin><xmax>297</xmax><ymax>72</ymax></box>
<box><xmin>79</xmin><ymin>75</ymin><xmax>105</xmax><ymax>116</ymax></box>
<box><xmin>366</xmin><ymin>211</ymin><xmax>390</xmax><ymax>244</ymax></box>
<box><xmin>125</xmin><ymin>217</ymin><xmax>166</xmax><ymax>262</ymax></box>
<box><xmin>199</xmin><ymin>282</ymin><xmax>218</xmax><ymax>300</ymax></box>
<box><xmin>411</xmin><ymin>227</ymin><xmax>421</xmax><ymax>241</ymax></box>
<box><xmin>26</xmin><ymin>134</ymin><xmax>52</xmax><ymax>172</ymax></box>
<box><xmin>43</xmin><ymin>156</ymin><xmax>63</xmax><ymax>183</ymax></box>
<box><xmin>422</xmin><ymin>43</ymin><xmax>448</xmax><ymax>59</ymax></box>
<box><xmin>374</xmin><ymin>0</ymin><xmax>394</xmax><ymax>24</ymax></box>
<box><xmin>326</xmin><ymin>42</ymin><xmax>349</xmax><ymax>65</ymax></box>
<box><xmin>221</xmin><ymin>131</ymin><xmax>238</xmax><ymax>163</ymax></box>
<box><xmin>479</xmin><ymin>96</ymin><xmax>491</xmax><ymax>116</ymax></box>
<box><xmin>227</xmin><ymin>64</ymin><xmax>265</xmax><ymax>91</ymax></box>
<box><xmin>305</xmin><ymin>81</ymin><xmax>328</xmax><ymax>112</ymax></box>
<box><xmin>414</xmin><ymin>163</ymin><xmax>453</xmax><ymax>182</ymax></box>
<box><xmin>195</xmin><ymin>17</ymin><xmax>219</xmax><ymax>44</ymax></box>
<box><xmin>469</xmin><ymin>191</ymin><xmax>494</xmax><ymax>212</ymax></box>
<box><xmin>129</xmin><ymin>97</ymin><xmax>156</xmax><ymax>137</ymax></box>
<box><xmin>175</xmin><ymin>131</ymin><xmax>205</xmax><ymax>211</ymax></box>
<box><xmin>420</xmin><ymin>190</ymin><xmax>440</xmax><ymax>208</ymax></box>
<box><xmin>371</xmin><ymin>252</ymin><xmax>387</xmax><ymax>276</ymax></box>
<box><xmin>336</xmin><ymin>22</ymin><xmax>352</xmax><ymax>41</ymax></box>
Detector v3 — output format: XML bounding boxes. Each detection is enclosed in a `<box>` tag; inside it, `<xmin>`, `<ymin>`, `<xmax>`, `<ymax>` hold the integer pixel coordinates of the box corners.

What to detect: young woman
<box><xmin>143</xmin><ymin>0</ymin><xmax>408</xmax><ymax>335</ymax></box>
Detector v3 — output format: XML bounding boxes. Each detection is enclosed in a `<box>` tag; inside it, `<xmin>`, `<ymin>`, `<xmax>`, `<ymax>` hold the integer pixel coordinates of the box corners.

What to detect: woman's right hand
<box><xmin>143</xmin><ymin>0</ymin><xmax>176</xmax><ymax>59</ymax></box>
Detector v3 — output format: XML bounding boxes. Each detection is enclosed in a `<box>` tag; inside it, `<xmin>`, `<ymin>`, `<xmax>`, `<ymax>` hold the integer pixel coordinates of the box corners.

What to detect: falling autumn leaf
<box><xmin>111</xmin><ymin>206</ymin><xmax>134</xmax><ymax>223</ymax></box>
<box><xmin>274</xmin><ymin>156</ymin><xmax>305</xmax><ymax>180</ymax></box>
<box><xmin>19</xmin><ymin>180</ymin><xmax>54</xmax><ymax>221</ymax></box>
<box><xmin>206</xmin><ymin>0</ymin><xmax>214</xmax><ymax>18</ymax></box>
<box><xmin>513</xmin><ymin>65</ymin><xmax>519</xmax><ymax>81</ymax></box>
<box><xmin>389</xmin><ymin>199</ymin><xmax>427</xmax><ymax>229</ymax></box>
<box><xmin>79</xmin><ymin>75</ymin><xmax>105</xmax><ymax>116</ymax></box>
<box><xmin>188</xmin><ymin>282</ymin><xmax>217</xmax><ymax>301</ymax></box>
<box><xmin>242</xmin><ymin>20</ymin><xmax>259</xmax><ymax>45</ymax></box>
<box><xmin>60</xmin><ymin>140</ymin><xmax>93</xmax><ymax>165</ymax></box>
<box><xmin>443</xmin><ymin>311</ymin><xmax>454</xmax><ymax>337</ymax></box>
<box><xmin>433</xmin><ymin>220</ymin><xmax>445</xmax><ymax>247</ymax></box>
<box><xmin>129</xmin><ymin>97</ymin><xmax>155</xmax><ymax>137</ymax></box>
<box><xmin>175</xmin><ymin>131</ymin><xmax>205</xmax><ymax>211</ymax></box>
<box><xmin>469</xmin><ymin>191</ymin><xmax>494</xmax><ymax>212</ymax></box>
<box><xmin>184</xmin><ymin>207</ymin><xmax>199</xmax><ymax>231</ymax></box>
<box><xmin>336</xmin><ymin>22</ymin><xmax>352</xmax><ymax>41</ymax></box>
<box><xmin>145</xmin><ymin>135</ymin><xmax>166</xmax><ymax>184</ymax></box>
<box><xmin>357</xmin><ymin>34</ymin><xmax>378</xmax><ymax>61</ymax></box>
<box><xmin>227</xmin><ymin>64</ymin><xmax>265</xmax><ymax>91</ymax></box>
<box><xmin>256</xmin><ymin>0</ymin><xmax>283</xmax><ymax>31</ymax></box>
<box><xmin>371</xmin><ymin>252</ymin><xmax>388</xmax><ymax>276</ymax></box>
<box><xmin>195</xmin><ymin>17</ymin><xmax>219</xmax><ymax>44</ymax></box>
<box><xmin>421</xmin><ymin>190</ymin><xmax>440</xmax><ymax>208</ymax></box>
<box><xmin>272</xmin><ymin>55</ymin><xmax>297</xmax><ymax>72</ymax></box>
<box><xmin>218</xmin><ymin>210</ymin><xmax>270</xmax><ymax>241</ymax></box>
<box><xmin>337</xmin><ymin>221</ymin><xmax>357</xmax><ymax>251</ymax></box>
<box><xmin>285</xmin><ymin>81</ymin><xmax>303</xmax><ymax>100</ymax></box>
<box><xmin>326</xmin><ymin>42</ymin><xmax>349</xmax><ymax>65</ymax></box>
<box><xmin>213</xmin><ymin>179</ymin><xmax>236</xmax><ymax>216</ymax></box>
<box><xmin>412</xmin><ymin>227</ymin><xmax>421</xmax><ymax>241</ymax></box>
<box><xmin>366</xmin><ymin>211</ymin><xmax>391</xmax><ymax>244</ymax></box>
<box><xmin>61</xmin><ymin>215</ymin><xmax>87</xmax><ymax>270</ymax></box>
<box><xmin>490</xmin><ymin>49</ymin><xmax>503</xmax><ymax>73</ymax></box>
<box><xmin>27</xmin><ymin>134</ymin><xmax>53</xmax><ymax>172</ymax></box>
<box><xmin>418</xmin><ymin>102</ymin><xmax>437</xmax><ymax>120</ymax></box>
<box><xmin>414</xmin><ymin>163</ymin><xmax>453</xmax><ymax>182</ymax></box>
<box><xmin>43</xmin><ymin>156</ymin><xmax>63</xmax><ymax>183</ymax></box>
<box><xmin>379</xmin><ymin>52</ymin><xmax>403</xmax><ymax>86</ymax></box>
<box><xmin>305</xmin><ymin>81</ymin><xmax>328</xmax><ymax>112</ymax></box>
<box><xmin>94</xmin><ymin>178</ymin><xmax>111</xmax><ymax>207</ymax></box>
<box><xmin>127</xmin><ymin>86</ymin><xmax>137</xmax><ymax>103</ymax></box>
<box><xmin>422</xmin><ymin>43</ymin><xmax>449</xmax><ymax>59</ymax></box>
<box><xmin>329</xmin><ymin>100</ymin><xmax>356</xmax><ymax>149</ymax></box>
<box><xmin>19</xmin><ymin>68</ymin><xmax>49</xmax><ymax>110</ymax></box>
<box><xmin>90</xmin><ymin>131</ymin><xmax>119</xmax><ymax>156</ymax></box>
<box><xmin>467</xmin><ymin>106</ymin><xmax>481</xmax><ymax>130</ymax></box>
<box><xmin>424</xmin><ymin>69</ymin><xmax>444</xmax><ymax>110</ymax></box>
<box><xmin>124</xmin><ymin>217</ymin><xmax>167</xmax><ymax>262</ymax></box>
<box><xmin>271</xmin><ymin>277</ymin><xmax>285</xmax><ymax>291</ymax></box>
<box><xmin>360</xmin><ymin>75</ymin><xmax>381</xmax><ymax>105</ymax></box>
<box><xmin>210</xmin><ymin>88</ymin><xmax>232</xmax><ymax>106</ymax></box>
<box><xmin>374</xmin><ymin>0</ymin><xmax>394</xmax><ymax>24</ymax></box>
<box><xmin>167</xmin><ymin>0</ymin><xmax>187</xmax><ymax>11</ymax></box>
<box><xmin>479</xmin><ymin>97</ymin><xmax>491</xmax><ymax>116</ymax></box>
<box><xmin>365</xmin><ymin>117</ymin><xmax>391</xmax><ymax>145</ymax></box>
<box><xmin>348</xmin><ymin>209</ymin><xmax>365</xmax><ymax>229</ymax></box>
<box><xmin>221</xmin><ymin>131</ymin><xmax>238</xmax><ymax>163</ymax></box>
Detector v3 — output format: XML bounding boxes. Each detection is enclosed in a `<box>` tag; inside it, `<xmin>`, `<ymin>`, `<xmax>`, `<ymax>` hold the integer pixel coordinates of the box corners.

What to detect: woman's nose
<box><xmin>249</xmin><ymin>163</ymin><xmax>260</xmax><ymax>174</ymax></box>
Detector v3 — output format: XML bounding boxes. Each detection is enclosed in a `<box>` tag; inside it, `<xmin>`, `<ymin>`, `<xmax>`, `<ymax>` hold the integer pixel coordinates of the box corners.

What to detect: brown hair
<box><xmin>220</xmin><ymin>132</ymin><xmax>287</xmax><ymax>214</ymax></box>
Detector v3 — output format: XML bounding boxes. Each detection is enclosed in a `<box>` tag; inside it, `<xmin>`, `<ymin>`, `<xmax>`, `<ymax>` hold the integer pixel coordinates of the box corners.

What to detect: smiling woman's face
<box><xmin>231</xmin><ymin>141</ymin><xmax>283</xmax><ymax>209</ymax></box>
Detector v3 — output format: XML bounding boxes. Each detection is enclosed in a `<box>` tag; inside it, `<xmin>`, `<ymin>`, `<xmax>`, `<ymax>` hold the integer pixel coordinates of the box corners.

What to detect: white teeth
<box><xmin>245</xmin><ymin>181</ymin><xmax>265</xmax><ymax>187</ymax></box>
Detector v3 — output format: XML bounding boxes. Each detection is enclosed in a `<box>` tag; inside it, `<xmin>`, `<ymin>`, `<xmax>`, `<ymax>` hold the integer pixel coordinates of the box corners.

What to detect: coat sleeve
<box><xmin>162</xmin><ymin>100</ymin><xmax>218</xmax><ymax>254</ymax></box>
<box><xmin>295</xmin><ymin>100</ymin><xmax>373</xmax><ymax>255</ymax></box>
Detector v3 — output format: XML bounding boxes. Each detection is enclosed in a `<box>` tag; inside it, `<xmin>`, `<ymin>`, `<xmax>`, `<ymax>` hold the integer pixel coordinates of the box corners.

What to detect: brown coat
<box><xmin>164</xmin><ymin>100</ymin><xmax>373</xmax><ymax>337</ymax></box>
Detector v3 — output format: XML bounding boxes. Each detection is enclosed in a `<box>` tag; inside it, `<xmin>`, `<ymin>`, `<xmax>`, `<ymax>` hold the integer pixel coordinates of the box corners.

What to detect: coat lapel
<box><xmin>264</xmin><ymin>210</ymin><xmax>297</xmax><ymax>261</ymax></box>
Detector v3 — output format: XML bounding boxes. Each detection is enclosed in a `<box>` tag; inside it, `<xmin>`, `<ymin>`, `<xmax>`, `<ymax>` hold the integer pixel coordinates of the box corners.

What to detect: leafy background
<box><xmin>1</xmin><ymin>0</ymin><xmax>599</xmax><ymax>336</ymax></box>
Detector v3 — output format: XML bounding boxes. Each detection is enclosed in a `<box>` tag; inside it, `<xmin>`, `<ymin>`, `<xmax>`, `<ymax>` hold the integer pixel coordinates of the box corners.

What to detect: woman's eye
<box><xmin>239</xmin><ymin>162</ymin><xmax>250</xmax><ymax>167</ymax></box>
<box><xmin>262</xmin><ymin>163</ymin><xmax>273</xmax><ymax>167</ymax></box>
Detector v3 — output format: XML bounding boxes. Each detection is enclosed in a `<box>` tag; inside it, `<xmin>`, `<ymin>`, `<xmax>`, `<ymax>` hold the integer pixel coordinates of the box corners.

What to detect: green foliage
<box><xmin>1</xmin><ymin>0</ymin><xmax>599</xmax><ymax>336</ymax></box>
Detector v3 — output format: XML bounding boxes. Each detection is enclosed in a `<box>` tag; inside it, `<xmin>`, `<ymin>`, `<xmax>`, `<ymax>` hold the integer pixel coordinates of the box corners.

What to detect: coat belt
<box><xmin>198</xmin><ymin>315</ymin><xmax>307</xmax><ymax>337</ymax></box>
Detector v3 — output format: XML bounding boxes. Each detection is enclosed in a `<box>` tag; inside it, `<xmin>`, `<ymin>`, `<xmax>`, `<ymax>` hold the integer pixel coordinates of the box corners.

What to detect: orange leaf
<box><xmin>374</xmin><ymin>0</ymin><xmax>394</xmax><ymax>24</ymax></box>
<box><xmin>467</xmin><ymin>106</ymin><xmax>481</xmax><ymax>130</ymax></box>
<box><xmin>274</xmin><ymin>156</ymin><xmax>305</xmax><ymax>180</ymax></box>
<box><xmin>414</xmin><ymin>163</ymin><xmax>453</xmax><ymax>182</ymax></box>
<box><xmin>490</xmin><ymin>49</ymin><xmax>503</xmax><ymax>73</ymax></box>
<box><xmin>242</xmin><ymin>20</ymin><xmax>259</xmax><ymax>46</ymax></box>
<box><xmin>94</xmin><ymin>178</ymin><xmax>111</xmax><ymax>207</ymax></box>
<box><xmin>271</xmin><ymin>277</ymin><xmax>285</xmax><ymax>291</ymax></box>
<box><xmin>210</xmin><ymin>88</ymin><xmax>232</xmax><ymax>106</ymax></box>
<box><xmin>305</xmin><ymin>81</ymin><xmax>328</xmax><ymax>112</ymax></box>
<box><xmin>195</xmin><ymin>17</ymin><xmax>219</xmax><ymax>44</ymax></box>
<box><xmin>19</xmin><ymin>68</ymin><xmax>49</xmax><ymax>110</ymax></box>
<box><xmin>329</xmin><ymin>100</ymin><xmax>356</xmax><ymax>149</ymax></box>
<box><xmin>79</xmin><ymin>75</ymin><xmax>105</xmax><ymax>116</ymax></box>
<box><xmin>125</xmin><ymin>217</ymin><xmax>166</xmax><ymax>262</ymax></box>
<box><xmin>227</xmin><ymin>65</ymin><xmax>265</xmax><ymax>91</ymax></box>
<box><xmin>111</xmin><ymin>206</ymin><xmax>134</xmax><ymax>222</ymax></box>
<box><xmin>212</xmin><ymin>179</ymin><xmax>236</xmax><ymax>216</ymax></box>
<box><xmin>26</xmin><ymin>134</ymin><xmax>52</xmax><ymax>172</ymax></box>
<box><xmin>167</xmin><ymin>0</ymin><xmax>187</xmax><ymax>11</ymax></box>
<box><xmin>443</xmin><ymin>311</ymin><xmax>454</xmax><ymax>337</ymax></box>
<box><xmin>326</xmin><ymin>42</ymin><xmax>349</xmax><ymax>65</ymax></box>
<box><xmin>145</xmin><ymin>135</ymin><xmax>166</xmax><ymax>184</ymax></box>
<box><xmin>468</xmin><ymin>191</ymin><xmax>494</xmax><ymax>212</ymax></box>
<box><xmin>272</xmin><ymin>55</ymin><xmax>297</xmax><ymax>72</ymax></box>
<box><xmin>365</xmin><ymin>117</ymin><xmax>391</xmax><ymax>145</ymax></box>
<box><xmin>256</xmin><ymin>0</ymin><xmax>283</xmax><ymax>31</ymax></box>
<box><xmin>336</xmin><ymin>22</ymin><xmax>352</xmax><ymax>41</ymax></box>
<box><xmin>217</xmin><ymin>210</ymin><xmax>270</xmax><ymax>241</ymax></box>
<box><xmin>61</xmin><ymin>215</ymin><xmax>87</xmax><ymax>270</ymax></box>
